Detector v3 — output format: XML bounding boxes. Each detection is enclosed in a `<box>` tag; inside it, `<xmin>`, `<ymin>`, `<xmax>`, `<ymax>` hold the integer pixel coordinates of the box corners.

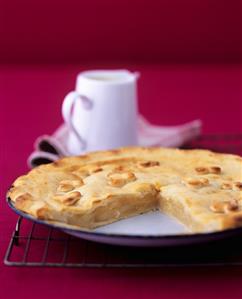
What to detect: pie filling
<box><xmin>59</xmin><ymin>190</ymin><xmax>216</xmax><ymax>232</ymax></box>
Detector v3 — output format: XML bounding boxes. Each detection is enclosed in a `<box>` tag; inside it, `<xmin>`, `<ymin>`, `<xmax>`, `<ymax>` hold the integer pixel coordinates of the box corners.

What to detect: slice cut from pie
<box><xmin>8</xmin><ymin>147</ymin><xmax>242</xmax><ymax>233</ymax></box>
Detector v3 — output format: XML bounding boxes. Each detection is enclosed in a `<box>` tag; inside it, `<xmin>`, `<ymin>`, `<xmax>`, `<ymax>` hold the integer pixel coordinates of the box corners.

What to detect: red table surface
<box><xmin>0</xmin><ymin>64</ymin><xmax>242</xmax><ymax>299</ymax></box>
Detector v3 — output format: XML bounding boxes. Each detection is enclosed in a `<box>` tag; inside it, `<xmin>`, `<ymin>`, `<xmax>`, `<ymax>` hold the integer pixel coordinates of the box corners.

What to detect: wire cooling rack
<box><xmin>4</xmin><ymin>134</ymin><xmax>242</xmax><ymax>268</ymax></box>
<box><xmin>183</xmin><ymin>133</ymin><xmax>242</xmax><ymax>155</ymax></box>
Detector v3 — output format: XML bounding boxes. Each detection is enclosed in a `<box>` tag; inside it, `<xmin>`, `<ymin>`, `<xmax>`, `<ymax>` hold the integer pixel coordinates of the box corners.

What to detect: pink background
<box><xmin>0</xmin><ymin>1</ymin><xmax>242</xmax><ymax>298</ymax></box>
<box><xmin>0</xmin><ymin>0</ymin><xmax>241</xmax><ymax>64</ymax></box>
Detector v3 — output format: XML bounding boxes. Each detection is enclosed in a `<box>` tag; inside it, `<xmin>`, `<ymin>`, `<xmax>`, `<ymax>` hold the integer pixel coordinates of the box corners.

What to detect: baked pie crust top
<box><xmin>8</xmin><ymin>147</ymin><xmax>242</xmax><ymax>233</ymax></box>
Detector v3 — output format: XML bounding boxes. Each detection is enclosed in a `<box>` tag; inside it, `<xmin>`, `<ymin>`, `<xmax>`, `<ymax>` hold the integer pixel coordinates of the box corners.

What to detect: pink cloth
<box><xmin>28</xmin><ymin>115</ymin><xmax>202</xmax><ymax>167</ymax></box>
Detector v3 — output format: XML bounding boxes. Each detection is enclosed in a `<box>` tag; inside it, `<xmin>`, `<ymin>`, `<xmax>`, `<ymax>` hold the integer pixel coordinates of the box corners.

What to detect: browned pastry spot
<box><xmin>15</xmin><ymin>193</ymin><xmax>33</xmax><ymax>210</ymax></box>
<box><xmin>53</xmin><ymin>191</ymin><xmax>81</xmax><ymax>206</ymax></box>
<box><xmin>134</xmin><ymin>183</ymin><xmax>158</xmax><ymax>197</ymax></box>
<box><xmin>92</xmin><ymin>167</ymin><xmax>103</xmax><ymax>173</ymax></box>
<box><xmin>140</xmin><ymin>161</ymin><xmax>160</xmax><ymax>167</ymax></box>
<box><xmin>195</xmin><ymin>166</ymin><xmax>221</xmax><ymax>175</ymax></box>
<box><xmin>221</xmin><ymin>182</ymin><xmax>233</xmax><ymax>190</ymax></box>
<box><xmin>234</xmin><ymin>182</ymin><xmax>242</xmax><ymax>190</ymax></box>
<box><xmin>113</xmin><ymin>165</ymin><xmax>125</xmax><ymax>172</ymax></box>
<box><xmin>195</xmin><ymin>167</ymin><xmax>209</xmax><ymax>174</ymax></box>
<box><xmin>57</xmin><ymin>179</ymin><xmax>84</xmax><ymax>192</ymax></box>
<box><xmin>185</xmin><ymin>177</ymin><xmax>209</xmax><ymax>187</ymax></box>
<box><xmin>36</xmin><ymin>207</ymin><xmax>48</xmax><ymax>219</ymax></box>
<box><xmin>210</xmin><ymin>199</ymin><xmax>238</xmax><ymax>213</ymax></box>
<box><xmin>92</xmin><ymin>199</ymin><xmax>102</xmax><ymax>205</ymax></box>
<box><xmin>154</xmin><ymin>182</ymin><xmax>162</xmax><ymax>191</ymax></box>
<box><xmin>109</xmin><ymin>149</ymin><xmax>120</xmax><ymax>154</ymax></box>
<box><xmin>226</xmin><ymin>199</ymin><xmax>239</xmax><ymax>212</ymax></box>
<box><xmin>107</xmin><ymin>171</ymin><xmax>136</xmax><ymax>187</ymax></box>
<box><xmin>209</xmin><ymin>166</ymin><xmax>221</xmax><ymax>174</ymax></box>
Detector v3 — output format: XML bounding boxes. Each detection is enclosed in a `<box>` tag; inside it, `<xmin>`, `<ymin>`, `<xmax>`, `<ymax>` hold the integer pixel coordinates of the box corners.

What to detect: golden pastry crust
<box><xmin>8</xmin><ymin>147</ymin><xmax>242</xmax><ymax>233</ymax></box>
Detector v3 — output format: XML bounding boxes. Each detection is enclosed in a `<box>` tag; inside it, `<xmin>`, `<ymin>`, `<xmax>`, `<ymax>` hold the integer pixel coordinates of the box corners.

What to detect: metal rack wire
<box><xmin>182</xmin><ymin>133</ymin><xmax>242</xmax><ymax>155</ymax></box>
<box><xmin>4</xmin><ymin>134</ymin><xmax>242</xmax><ymax>268</ymax></box>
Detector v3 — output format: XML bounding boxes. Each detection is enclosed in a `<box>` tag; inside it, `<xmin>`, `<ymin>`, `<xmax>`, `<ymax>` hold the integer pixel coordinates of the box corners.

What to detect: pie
<box><xmin>8</xmin><ymin>147</ymin><xmax>242</xmax><ymax>233</ymax></box>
